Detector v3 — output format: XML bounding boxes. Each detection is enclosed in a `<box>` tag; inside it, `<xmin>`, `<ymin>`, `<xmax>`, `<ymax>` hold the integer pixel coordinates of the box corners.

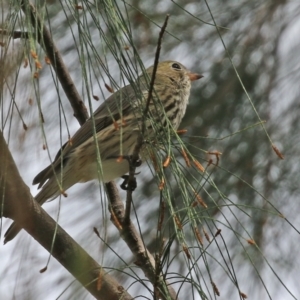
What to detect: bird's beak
<box><xmin>188</xmin><ymin>73</ymin><xmax>203</xmax><ymax>81</ymax></box>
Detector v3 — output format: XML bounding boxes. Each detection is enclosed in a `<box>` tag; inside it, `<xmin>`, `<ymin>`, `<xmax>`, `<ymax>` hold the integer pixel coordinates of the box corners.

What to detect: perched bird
<box><xmin>4</xmin><ymin>60</ymin><xmax>202</xmax><ymax>243</ymax></box>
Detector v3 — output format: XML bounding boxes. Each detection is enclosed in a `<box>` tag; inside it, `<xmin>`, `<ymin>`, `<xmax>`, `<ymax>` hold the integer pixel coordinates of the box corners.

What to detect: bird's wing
<box><xmin>68</xmin><ymin>84</ymin><xmax>137</xmax><ymax>150</ymax></box>
<box><xmin>33</xmin><ymin>81</ymin><xmax>148</xmax><ymax>187</ymax></box>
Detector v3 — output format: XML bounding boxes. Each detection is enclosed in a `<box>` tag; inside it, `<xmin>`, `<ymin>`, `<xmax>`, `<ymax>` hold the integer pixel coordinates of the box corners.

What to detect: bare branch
<box><xmin>144</xmin><ymin>14</ymin><xmax>170</xmax><ymax>114</ymax></box>
<box><xmin>0</xmin><ymin>131</ymin><xmax>132</xmax><ymax>300</ymax></box>
<box><xmin>106</xmin><ymin>182</ymin><xmax>178</xmax><ymax>300</ymax></box>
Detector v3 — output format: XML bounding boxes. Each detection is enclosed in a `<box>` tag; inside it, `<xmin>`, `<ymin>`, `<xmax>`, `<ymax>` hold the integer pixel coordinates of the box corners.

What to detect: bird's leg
<box><xmin>120</xmin><ymin>155</ymin><xmax>142</xmax><ymax>191</ymax></box>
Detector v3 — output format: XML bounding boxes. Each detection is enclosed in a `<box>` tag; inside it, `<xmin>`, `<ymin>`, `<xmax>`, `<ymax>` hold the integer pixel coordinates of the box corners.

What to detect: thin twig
<box><xmin>124</xmin><ymin>14</ymin><xmax>170</xmax><ymax>224</ymax></box>
<box><xmin>144</xmin><ymin>14</ymin><xmax>170</xmax><ymax>114</ymax></box>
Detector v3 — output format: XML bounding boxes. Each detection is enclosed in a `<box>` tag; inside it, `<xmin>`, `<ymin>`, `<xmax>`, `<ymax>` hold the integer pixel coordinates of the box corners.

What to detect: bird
<box><xmin>4</xmin><ymin>60</ymin><xmax>203</xmax><ymax>243</ymax></box>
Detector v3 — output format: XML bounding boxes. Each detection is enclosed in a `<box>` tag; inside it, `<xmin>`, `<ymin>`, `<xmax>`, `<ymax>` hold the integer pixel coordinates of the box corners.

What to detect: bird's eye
<box><xmin>172</xmin><ymin>63</ymin><xmax>181</xmax><ymax>70</ymax></box>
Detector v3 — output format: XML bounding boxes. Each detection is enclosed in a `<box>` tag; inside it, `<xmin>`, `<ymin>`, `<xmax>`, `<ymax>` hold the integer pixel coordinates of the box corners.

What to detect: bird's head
<box><xmin>146</xmin><ymin>60</ymin><xmax>203</xmax><ymax>83</ymax></box>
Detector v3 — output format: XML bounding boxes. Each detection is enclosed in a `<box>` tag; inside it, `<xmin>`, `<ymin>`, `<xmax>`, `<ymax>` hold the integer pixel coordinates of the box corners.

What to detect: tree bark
<box><xmin>0</xmin><ymin>130</ymin><xmax>132</xmax><ymax>300</ymax></box>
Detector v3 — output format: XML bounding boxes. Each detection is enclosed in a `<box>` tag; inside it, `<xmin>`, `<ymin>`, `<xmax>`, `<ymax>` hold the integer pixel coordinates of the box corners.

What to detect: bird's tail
<box><xmin>4</xmin><ymin>175</ymin><xmax>76</xmax><ymax>244</ymax></box>
<box><xmin>3</xmin><ymin>183</ymin><xmax>60</xmax><ymax>244</ymax></box>
<box><xmin>4</xmin><ymin>223</ymin><xmax>22</xmax><ymax>244</ymax></box>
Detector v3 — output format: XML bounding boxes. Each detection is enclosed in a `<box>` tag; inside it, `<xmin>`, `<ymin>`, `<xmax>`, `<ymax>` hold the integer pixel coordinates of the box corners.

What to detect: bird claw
<box><xmin>118</xmin><ymin>155</ymin><xmax>142</xmax><ymax>191</ymax></box>
<box><xmin>120</xmin><ymin>175</ymin><xmax>137</xmax><ymax>191</ymax></box>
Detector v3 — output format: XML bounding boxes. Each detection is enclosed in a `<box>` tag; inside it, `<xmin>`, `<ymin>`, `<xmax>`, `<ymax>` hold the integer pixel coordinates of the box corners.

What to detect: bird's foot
<box><xmin>119</xmin><ymin>155</ymin><xmax>142</xmax><ymax>191</ymax></box>
<box><xmin>120</xmin><ymin>175</ymin><xmax>137</xmax><ymax>191</ymax></box>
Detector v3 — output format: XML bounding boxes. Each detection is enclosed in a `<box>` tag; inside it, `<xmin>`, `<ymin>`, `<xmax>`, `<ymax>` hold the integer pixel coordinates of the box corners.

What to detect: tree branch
<box><xmin>106</xmin><ymin>182</ymin><xmax>178</xmax><ymax>300</ymax></box>
<box><xmin>0</xmin><ymin>131</ymin><xmax>132</xmax><ymax>300</ymax></box>
<box><xmin>20</xmin><ymin>0</ymin><xmax>88</xmax><ymax>125</ymax></box>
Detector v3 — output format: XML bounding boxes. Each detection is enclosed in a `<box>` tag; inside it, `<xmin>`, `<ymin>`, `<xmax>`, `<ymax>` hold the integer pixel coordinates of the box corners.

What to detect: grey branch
<box><xmin>0</xmin><ymin>130</ymin><xmax>132</xmax><ymax>300</ymax></box>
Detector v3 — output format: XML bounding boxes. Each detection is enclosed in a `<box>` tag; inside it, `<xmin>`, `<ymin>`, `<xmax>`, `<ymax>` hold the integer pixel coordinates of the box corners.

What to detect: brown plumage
<box><xmin>4</xmin><ymin>60</ymin><xmax>202</xmax><ymax>243</ymax></box>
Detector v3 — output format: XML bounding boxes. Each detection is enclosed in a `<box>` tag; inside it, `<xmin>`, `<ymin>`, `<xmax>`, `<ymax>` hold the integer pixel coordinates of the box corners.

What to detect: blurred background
<box><xmin>1</xmin><ymin>0</ymin><xmax>300</xmax><ymax>299</ymax></box>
